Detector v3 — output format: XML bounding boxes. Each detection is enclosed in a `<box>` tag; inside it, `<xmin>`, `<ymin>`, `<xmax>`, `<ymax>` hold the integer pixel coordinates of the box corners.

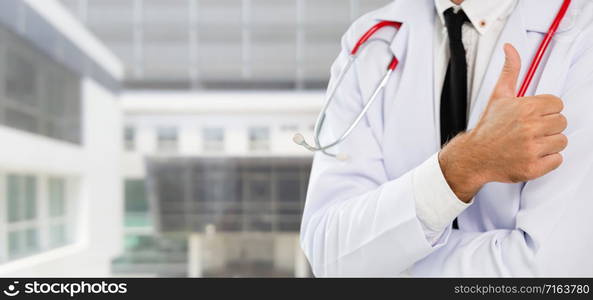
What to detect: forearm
<box><xmin>438</xmin><ymin>132</ymin><xmax>489</xmax><ymax>202</ymax></box>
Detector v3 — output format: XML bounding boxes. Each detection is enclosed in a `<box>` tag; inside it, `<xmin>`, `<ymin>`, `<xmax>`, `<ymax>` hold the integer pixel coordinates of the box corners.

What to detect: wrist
<box><xmin>438</xmin><ymin>132</ymin><xmax>489</xmax><ymax>203</ymax></box>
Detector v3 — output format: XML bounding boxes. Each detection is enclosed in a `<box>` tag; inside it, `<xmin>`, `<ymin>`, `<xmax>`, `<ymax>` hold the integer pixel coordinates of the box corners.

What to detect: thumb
<box><xmin>491</xmin><ymin>43</ymin><xmax>521</xmax><ymax>99</ymax></box>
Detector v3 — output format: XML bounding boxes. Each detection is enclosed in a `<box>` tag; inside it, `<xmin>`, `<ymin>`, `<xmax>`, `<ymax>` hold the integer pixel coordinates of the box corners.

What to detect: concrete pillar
<box><xmin>294</xmin><ymin>236</ymin><xmax>309</xmax><ymax>278</ymax></box>
<box><xmin>179</xmin><ymin>126</ymin><xmax>199</xmax><ymax>155</ymax></box>
<box><xmin>188</xmin><ymin>233</ymin><xmax>203</xmax><ymax>278</ymax></box>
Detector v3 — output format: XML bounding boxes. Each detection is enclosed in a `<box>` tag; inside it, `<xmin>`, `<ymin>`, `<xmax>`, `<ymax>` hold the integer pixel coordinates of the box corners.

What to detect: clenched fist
<box><xmin>439</xmin><ymin>44</ymin><xmax>568</xmax><ymax>202</ymax></box>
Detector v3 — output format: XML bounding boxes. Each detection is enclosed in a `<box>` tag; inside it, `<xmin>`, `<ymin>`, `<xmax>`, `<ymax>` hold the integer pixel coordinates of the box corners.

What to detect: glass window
<box><xmin>5</xmin><ymin>49</ymin><xmax>37</xmax><ymax>106</ymax></box>
<box><xmin>7</xmin><ymin>228</ymin><xmax>39</xmax><ymax>259</ymax></box>
<box><xmin>202</xmin><ymin>127</ymin><xmax>224</xmax><ymax>152</ymax></box>
<box><xmin>248</xmin><ymin>127</ymin><xmax>270</xmax><ymax>152</ymax></box>
<box><xmin>8</xmin><ymin>231</ymin><xmax>21</xmax><ymax>258</ymax></box>
<box><xmin>47</xmin><ymin>177</ymin><xmax>69</xmax><ymax>248</ymax></box>
<box><xmin>4</xmin><ymin>174</ymin><xmax>73</xmax><ymax>260</ymax></box>
<box><xmin>124</xmin><ymin>126</ymin><xmax>136</xmax><ymax>151</ymax></box>
<box><xmin>24</xmin><ymin>176</ymin><xmax>37</xmax><ymax>220</ymax></box>
<box><xmin>1</xmin><ymin>26</ymin><xmax>81</xmax><ymax>144</ymax></box>
<box><xmin>49</xmin><ymin>224</ymin><xmax>67</xmax><ymax>247</ymax></box>
<box><xmin>44</xmin><ymin>71</ymin><xmax>81</xmax><ymax>143</ymax></box>
<box><xmin>6</xmin><ymin>175</ymin><xmax>37</xmax><ymax>223</ymax></box>
<box><xmin>7</xmin><ymin>175</ymin><xmax>21</xmax><ymax>223</ymax></box>
<box><xmin>49</xmin><ymin>178</ymin><xmax>66</xmax><ymax>218</ymax></box>
<box><xmin>125</xmin><ymin>180</ymin><xmax>148</xmax><ymax>212</ymax></box>
<box><xmin>4</xmin><ymin>108</ymin><xmax>38</xmax><ymax>137</ymax></box>
<box><xmin>45</xmin><ymin>75</ymin><xmax>67</xmax><ymax>118</ymax></box>
<box><xmin>124</xmin><ymin>179</ymin><xmax>151</xmax><ymax>228</ymax></box>
<box><xmin>157</xmin><ymin>127</ymin><xmax>178</xmax><ymax>153</ymax></box>
<box><xmin>25</xmin><ymin>229</ymin><xmax>39</xmax><ymax>252</ymax></box>
<box><xmin>4</xmin><ymin>174</ymin><xmax>39</xmax><ymax>258</ymax></box>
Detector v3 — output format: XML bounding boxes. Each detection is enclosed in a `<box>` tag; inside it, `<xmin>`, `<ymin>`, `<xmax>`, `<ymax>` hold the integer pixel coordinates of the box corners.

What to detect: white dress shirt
<box><xmin>413</xmin><ymin>0</ymin><xmax>517</xmax><ymax>243</ymax></box>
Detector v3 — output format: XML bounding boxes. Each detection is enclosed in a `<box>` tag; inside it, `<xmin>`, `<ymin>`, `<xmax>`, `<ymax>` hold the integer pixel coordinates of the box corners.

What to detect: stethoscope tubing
<box><xmin>294</xmin><ymin>0</ymin><xmax>571</xmax><ymax>159</ymax></box>
<box><xmin>517</xmin><ymin>0</ymin><xmax>571</xmax><ymax>97</ymax></box>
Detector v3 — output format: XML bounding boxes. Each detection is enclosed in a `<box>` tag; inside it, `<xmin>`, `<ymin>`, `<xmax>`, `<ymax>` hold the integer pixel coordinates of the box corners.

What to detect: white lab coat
<box><xmin>300</xmin><ymin>0</ymin><xmax>593</xmax><ymax>277</ymax></box>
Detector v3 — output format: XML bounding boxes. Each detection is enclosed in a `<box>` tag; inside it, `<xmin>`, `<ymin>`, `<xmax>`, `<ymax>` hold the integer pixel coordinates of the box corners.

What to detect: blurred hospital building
<box><xmin>0</xmin><ymin>0</ymin><xmax>389</xmax><ymax>277</ymax></box>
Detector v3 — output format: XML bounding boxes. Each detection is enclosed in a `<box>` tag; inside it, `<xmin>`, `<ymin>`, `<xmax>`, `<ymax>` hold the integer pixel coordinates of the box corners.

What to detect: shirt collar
<box><xmin>435</xmin><ymin>0</ymin><xmax>517</xmax><ymax>35</ymax></box>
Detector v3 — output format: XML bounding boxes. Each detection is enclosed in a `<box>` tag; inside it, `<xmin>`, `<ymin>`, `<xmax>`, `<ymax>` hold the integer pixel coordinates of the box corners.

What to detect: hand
<box><xmin>439</xmin><ymin>44</ymin><xmax>568</xmax><ymax>202</ymax></box>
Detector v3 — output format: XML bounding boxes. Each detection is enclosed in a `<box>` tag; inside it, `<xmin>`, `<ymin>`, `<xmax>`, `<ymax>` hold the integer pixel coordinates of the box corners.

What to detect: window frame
<box><xmin>202</xmin><ymin>127</ymin><xmax>225</xmax><ymax>153</ymax></box>
<box><xmin>156</xmin><ymin>126</ymin><xmax>179</xmax><ymax>154</ymax></box>
<box><xmin>0</xmin><ymin>172</ymin><xmax>75</xmax><ymax>263</ymax></box>
<box><xmin>47</xmin><ymin>177</ymin><xmax>70</xmax><ymax>248</ymax></box>
<box><xmin>248</xmin><ymin>126</ymin><xmax>270</xmax><ymax>152</ymax></box>
<box><xmin>4</xmin><ymin>174</ymin><xmax>41</xmax><ymax>260</ymax></box>
<box><xmin>0</xmin><ymin>26</ymin><xmax>81</xmax><ymax>144</ymax></box>
<box><xmin>124</xmin><ymin>125</ymin><xmax>136</xmax><ymax>151</ymax></box>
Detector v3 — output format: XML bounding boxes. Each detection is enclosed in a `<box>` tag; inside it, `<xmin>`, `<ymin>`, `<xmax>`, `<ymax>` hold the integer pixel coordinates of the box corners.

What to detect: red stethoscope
<box><xmin>294</xmin><ymin>0</ymin><xmax>572</xmax><ymax>160</ymax></box>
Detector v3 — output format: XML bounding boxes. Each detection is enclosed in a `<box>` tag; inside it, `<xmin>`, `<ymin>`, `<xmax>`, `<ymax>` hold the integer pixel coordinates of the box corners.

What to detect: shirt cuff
<box><xmin>412</xmin><ymin>153</ymin><xmax>472</xmax><ymax>244</ymax></box>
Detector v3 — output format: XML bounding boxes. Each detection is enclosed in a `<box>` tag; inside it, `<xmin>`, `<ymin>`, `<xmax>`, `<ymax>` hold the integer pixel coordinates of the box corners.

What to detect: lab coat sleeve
<box><xmin>299</xmin><ymin>22</ymin><xmax>457</xmax><ymax>277</ymax></box>
<box><xmin>413</xmin><ymin>154</ymin><xmax>473</xmax><ymax>244</ymax></box>
<box><xmin>412</xmin><ymin>33</ymin><xmax>593</xmax><ymax>277</ymax></box>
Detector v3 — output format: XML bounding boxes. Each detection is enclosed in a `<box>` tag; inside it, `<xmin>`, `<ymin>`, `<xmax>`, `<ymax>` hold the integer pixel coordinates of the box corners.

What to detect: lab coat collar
<box><xmin>373</xmin><ymin>0</ymin><xmax>575</xmax><ymax>33</ymax></box>
<box><xmin>373</xmin><ymin>0</ymin><xmax>435</xmax><ymax>74</ymax></box>
<box><xmin>372</xmin><ymin>0</ymin><xmax>576</xmax><ymax>64</ymax></box>
<box><xmin>435</xmin><ymin>0</ymin><xmax>516</xmax><ymax>35</ymax></box>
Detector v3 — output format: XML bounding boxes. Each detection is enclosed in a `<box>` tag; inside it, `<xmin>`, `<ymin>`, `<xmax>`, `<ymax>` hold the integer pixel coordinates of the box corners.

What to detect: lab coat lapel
<box><xmin>374</xmin><ymin>0</ymin><xmax>434</xmax><ymax>62</ymax></box>
<box><xmin>468</xmin><ymin>0</ymin><xmax>576</xmax><ymax>128</ymax></box>
<box><xmin>376</xmin><ymin>0</ymin><xmax>439</xmax><ymax>176</ymax></box>
<box><xmin>467</xmin><ymin>0</ymin><xmax>529</xmax><ymax>129</ymax></box>
<box><xmin>528</xmin><ymin>0</ymin><xmax>577</xmax><ymax>96</ymax></box>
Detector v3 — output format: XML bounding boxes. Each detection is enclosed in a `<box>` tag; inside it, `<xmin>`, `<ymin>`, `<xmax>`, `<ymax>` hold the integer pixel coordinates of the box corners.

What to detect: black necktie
<box><xmin>440</xmin><ymin>8</ymin><xmax>469</xmax><ymax>146</ymax></box>
<box><xmin>441</xmin><ymin>8</ymin><xmax>469</xmax><ymax>229</ymax></box>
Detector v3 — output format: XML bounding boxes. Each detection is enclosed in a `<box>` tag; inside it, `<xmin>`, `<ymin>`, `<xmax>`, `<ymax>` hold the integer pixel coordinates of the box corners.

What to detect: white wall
<box><xmin>25</xmin><ymin>0</ymin><xmax>123</xmax><ymax>79</ymax></box>
<box><xmin>125</xmin><ymin>113</ymin><xmax>316</xmax><ymax>154</ymax></box>
<box><xmin>0</xmin><ymin>79</ymin><xmax>123</xmax><ymax>277</ymax></box>
<box><xmin>121</xmin><ymin>91</ymin><xmax>322</xmax><ymax>178</ymax></box>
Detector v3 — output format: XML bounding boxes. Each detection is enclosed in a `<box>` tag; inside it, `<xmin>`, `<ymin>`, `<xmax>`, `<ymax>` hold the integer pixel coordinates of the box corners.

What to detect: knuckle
<box><xmin>520</xmin><ymin>101</ymin><xmax>537</xmax><ymax>114</ymax></box>
<box><xmin>553</xmin><ymin>96</ymin><xmax>565</xmax><ymax>111</ymax></box>
<box><xmin>549</xmin><ymin>154</ymin><xmax>564</xmax><ymax>171</ymax></box>
<box><xmin>519</xmin><ymin>121</ymin><xmax>536</xmax><ymax>138</ymax></box>
<box><xmin>523</xmin><ymin>163</ymin><xmax>540</xmax><ymax>180</ymax></box>
<box><xmin>541</xmin><ymin>94</ymin><xmax>559</xmax><ymax>101</ymax></box>
<box><xmin>540</xmin><ymin>94</ymin><xmax>557</xmax><ymax>100</ymax></box>
<box><xmin>532</xmin><ymin>94</ymin><xmax>564</xmax><ymax>113</ymax></box>
<box><xmin>520</xmin><ymin>140</ymin><xmax>538</xmax><ymax>160</ymax></box>
<box><xmin>542</xmin><ymin>94</ymin><xmax>564</xmax><ymax>111</ymax></box>
<box><xmin>558</xmin><ymin>114</ymin><xmax>568</xmax><ymax>129</ymax></box>
<box><xmin>526</xmin><ymin>143</ymin><xmax>540</xmax><ymax>159</ymax></box>
<box><xmin>559</xmin><ymin>134</ymin><xmax>569</xmax><ymax>149</ymax></box>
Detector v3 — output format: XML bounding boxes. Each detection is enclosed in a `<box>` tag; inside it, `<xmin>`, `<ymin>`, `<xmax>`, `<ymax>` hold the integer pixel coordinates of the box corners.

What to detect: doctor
<box><xmin>300</xmin><ymin>0</ymin><xmax>593</xmax><ymax>276</ymax></box>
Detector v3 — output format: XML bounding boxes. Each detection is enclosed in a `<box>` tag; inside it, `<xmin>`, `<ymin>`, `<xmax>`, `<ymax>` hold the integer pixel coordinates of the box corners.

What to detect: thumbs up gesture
<box><xmin>439</xmin><ymin>44</ymin><xmax>568</xmax><ymax>202</ymax></box>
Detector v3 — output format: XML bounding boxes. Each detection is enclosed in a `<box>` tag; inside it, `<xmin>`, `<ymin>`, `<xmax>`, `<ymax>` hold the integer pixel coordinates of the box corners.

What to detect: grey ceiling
<box><xmin>59</xmin><ymin>0</ymin><xmax>392</xmax><ymax>90</ymax></box>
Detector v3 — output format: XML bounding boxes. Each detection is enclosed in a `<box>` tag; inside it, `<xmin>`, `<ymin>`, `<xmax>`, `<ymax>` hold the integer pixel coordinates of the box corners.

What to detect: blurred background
<box><xmin>0</xmin><ymin>0</ymin><xmax>390</xmax><ymax>277</ymax></box>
